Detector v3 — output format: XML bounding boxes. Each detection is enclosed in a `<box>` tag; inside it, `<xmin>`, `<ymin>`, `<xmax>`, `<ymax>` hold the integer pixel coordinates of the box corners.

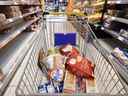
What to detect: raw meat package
<box><xmin>66</xmin><ymin>55</ymin><xmax>94</xmax><ymax>79</ymax></box>
<box><xmin>86</xmin><ymin>78</ymin><xmax>96</xmax><ymax>93</ymax></box>
<box><xmin>59</xmin><ymin>44</ymin><xmax>80</xmax><ymax>57</ymax></box>
<box><xmin>63</xmin><ymin>70</ymin><xmax>76</xmax><ymax>93</ymax></box>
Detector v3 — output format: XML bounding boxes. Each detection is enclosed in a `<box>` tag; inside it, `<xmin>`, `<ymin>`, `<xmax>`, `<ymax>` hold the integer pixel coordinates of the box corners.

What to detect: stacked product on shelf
<box><xmin>112</xmin><ymin>48</ymin><xmax>128</xmax><ymax>67</ymax></box>
<box><xmin>39</xmin><ymin>44</ymin><xmax>96</xmax><ymax>93</ymax></box>
<box><xmin>84</xmin><ymin>0</ymin><xmax>105</xmax><ymax>24</ymax></box>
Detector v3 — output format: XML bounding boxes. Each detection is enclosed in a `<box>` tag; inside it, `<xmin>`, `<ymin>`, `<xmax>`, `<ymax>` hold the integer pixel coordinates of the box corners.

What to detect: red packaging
<box><xmin>66</xmin><ymin>56</ymin><xmax>94</xmax><ymax>79</ymax></box>
<box><xmin>59</xmin><ymin>44</ymin><xmax>79</xmax><ymax>57</ymax></box>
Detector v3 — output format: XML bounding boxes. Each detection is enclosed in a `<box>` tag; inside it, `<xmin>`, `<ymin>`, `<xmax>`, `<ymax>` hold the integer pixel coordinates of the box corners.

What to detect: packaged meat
<box><xmin>66</xmin><ymin>55</ymin><xmax>94</xmax><ymax>79</ymax></box>
<box><xmin>64</xmin><ymin>70</ymin><xmax>76</xmax><ymax>93</ymax></box>
<box><xmin>59</xmin><ymin>44</ymin><xmax>80</xmax><ymax>57</ymax></box>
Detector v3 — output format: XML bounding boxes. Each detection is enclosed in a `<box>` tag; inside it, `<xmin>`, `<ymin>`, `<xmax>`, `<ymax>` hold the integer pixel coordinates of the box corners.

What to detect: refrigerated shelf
<box><xmin>107</xmin><ymin>16</ymin><xmax>128</xmax><ymax>25</ymax></box>
<box><xmin>101</xmin><ymin>27</ymin><xmax>128</xmax><ymax>46</ymax></box>
<box><xmin>108</xmin><ymin>0</ymin><xmax>128</xmax><ymax>5</ymax></box>
<box><xmin>0</xmin><ymin>17</ymin><xmax>40</xmax><ymax>49</ymax></box>
<box><xmin>92</xmin><ymin>38</ymin><xmax>128</xmax><ymax>88</ymax></box>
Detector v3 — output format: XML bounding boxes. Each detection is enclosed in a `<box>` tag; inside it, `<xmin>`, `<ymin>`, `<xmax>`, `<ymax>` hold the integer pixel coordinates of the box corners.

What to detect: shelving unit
<box><xmin>106</xmin><ymin>16</ymin><xmax>128</xmax><ymax>25</ymax></box>
<box><xmin>0</xmin><ymin>10</ymin><xmax>42</xmax><ymax>31</ymax></box>
<box><xmin>0</xmin><ymin>1</ymin><xmax>42</xmax><ymax>6</ymax></box>
<box><xmin>0</xmin><ymin>17</ymin><xmax>40</xmax><ymax>49</ymax></box>
<box><xmin>0</xmin><ymin>0</ymin><xmax>43</xmax><ymax>95</ymax></box>
<box><xmin>91</xmin><ymin>37</ymin><xmax>128</xmax><ymax>85</ymax></box>
<box><xmin>101</xmin><ymin>27</ymin><xmax>128</xmax><ymax>45</ymax></box>
<box><xmin>108</xmin><ymin>0</ymin><xmax>128</xmax><ymax>5</ymax></box>
<box><xmin>83</xmin><ymin>0</ymin><xmax>128</xmax><ymax>87</ymax></box>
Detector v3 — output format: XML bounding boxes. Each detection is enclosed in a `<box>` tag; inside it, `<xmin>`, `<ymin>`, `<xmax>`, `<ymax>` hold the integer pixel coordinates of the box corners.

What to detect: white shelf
<box><xmin>108</xmin><ymin>0</ymin><xmax>128</xmax><ymax>4</ymax></box>
<box><xmin>108</xmin><ymin>16</ymin><xmax>128</xmax><ymax>25</ymax></box>
<box><xmin>0</xmin><ymin>17</ymin><xmax>40</xmax><ymax>49</ymax></box>
<box><xmin>101</xmin><ymin>27</ymin><xmax>128</xmax><ymax>45</ymax></box>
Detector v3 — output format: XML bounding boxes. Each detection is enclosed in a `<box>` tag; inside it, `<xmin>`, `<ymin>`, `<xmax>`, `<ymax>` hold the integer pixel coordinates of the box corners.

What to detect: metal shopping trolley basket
<box><xmin>15</xmin><ymin>16</ymin><xmax>128</xmax><ymax>96</ymax></box>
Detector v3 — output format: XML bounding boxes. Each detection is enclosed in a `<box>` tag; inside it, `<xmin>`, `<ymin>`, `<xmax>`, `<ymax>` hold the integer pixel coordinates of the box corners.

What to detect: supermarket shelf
<box><xmin>86</xmin><ymin>22</ymin><xmax>128</xmax><ymax>87</ymax></box>
<box><xmin>0</xmin><ymin>17</ymin><xmax>40</xmax><ymax>49</ymax></box>
<box><xmin>0</xmin><ymin>28</ymin><xmax>41</xmax><ymax>95</ymax></box>
<box><xmin>108</xmin><ymin>16</ymin><xmax>128</xmax><ymax>25</ymax></box>
<box><xmin>0</xmin><ymin>1</ymin><xmax>41</xmax><ymax>6</ymax></box>
<box><xmin>91</xmin><ymin>2</ymin><xmax>104</xmax><ymax>7</ymax></box>
<box><xmin>101</xmin><ymin>27</ymin><xmax>128</xmax><ymax>45</ymax></box>
<box><xmin>108</xmin><ymin>0</ymin><xmax>128</xmax><ymax>4</ymax></box>
<box><xmin>0</xmin><ymin>10</ymin><xmax>43</xmax><ymax>31</ymax></box>
<box><xmin>92</xmin><ymin>38</ymin><xmax>128</xmax><ymax>85</ymax></box>
<box><xmin>0</xmin><ymin>1</ymin><xmax>14</xmax><ymax>5</ymax></box>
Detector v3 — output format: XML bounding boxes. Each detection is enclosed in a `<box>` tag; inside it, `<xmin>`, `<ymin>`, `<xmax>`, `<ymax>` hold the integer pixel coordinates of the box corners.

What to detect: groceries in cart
<box><xmin>59</xmin><ymin>44</ymin><xmax>80</xmax><ymax>57</ymax></box>
<box><xmin>39</xmin><ymin>44</ymin><xmax>95</xmax><ymax>93</ymax></box>
<box><xmin>66</xmin><ymin>55</ymin><xmax>94</xmax><ymax>79</ymax></box>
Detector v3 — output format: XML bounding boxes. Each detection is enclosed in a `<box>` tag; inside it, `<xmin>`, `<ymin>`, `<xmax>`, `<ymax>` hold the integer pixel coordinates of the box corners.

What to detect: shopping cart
<box><xmin>15</xmin><ymin>16</ymin><xmax>128</xmax><ymax>96</ymax></box>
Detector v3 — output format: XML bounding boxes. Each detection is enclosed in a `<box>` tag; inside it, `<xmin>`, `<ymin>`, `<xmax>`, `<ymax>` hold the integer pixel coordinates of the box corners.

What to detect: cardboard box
<box><xmin>64</xmin><ymin>70</ymin><xmax>76</xmax><ymax>93</ymax></box>
<box><xmin>86</xmin><ymin>78</ymin><xmax>96</xmax><ymax>93</ymax></box>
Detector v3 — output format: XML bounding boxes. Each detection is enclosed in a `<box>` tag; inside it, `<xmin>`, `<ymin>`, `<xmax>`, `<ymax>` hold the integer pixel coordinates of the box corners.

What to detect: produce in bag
<box><xmin>59</xmin><ymin>44</ymin><xmax>79</xmax><ymax>57</ymax></box>
<box><xmin>66</xmin><ymin>55</ymin><xmax>94</xmax><ymax>79</ymax></box>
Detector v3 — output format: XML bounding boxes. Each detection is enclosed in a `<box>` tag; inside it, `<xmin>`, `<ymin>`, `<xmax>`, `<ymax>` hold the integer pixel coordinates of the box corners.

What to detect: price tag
<box><xmin>118</xmin><ymin>36</ymin><xmax>124</xmax><ymax>41</ymax></box>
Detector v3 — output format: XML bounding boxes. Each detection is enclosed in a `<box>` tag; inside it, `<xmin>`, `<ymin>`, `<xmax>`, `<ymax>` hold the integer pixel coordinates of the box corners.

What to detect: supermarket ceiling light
<box><xmin>111</xmin><ymin>17</ymin><xmax>116</xmax><ymax>20</ymax></box>
<box><xmin>101</xmin><ymin>27</ymin><xmax>104</xmax><ymax>30</ymax></box>
<box><xmin>117</xmin><ymin>1</ymin><xmax>121</xmax><ymax>4</ymax></box>
<box><xmin>59</xmin><ymin>0</ymin><xmax>63</xmax><ymax>2</ymax></box>
<box><xmin>14</xmin><ymin>2</ymin><xmax>18</xmax><ymax>4</ymax></box>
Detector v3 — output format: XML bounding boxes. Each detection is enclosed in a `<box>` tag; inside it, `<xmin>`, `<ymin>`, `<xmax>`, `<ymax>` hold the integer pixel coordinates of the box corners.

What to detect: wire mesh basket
<box><xmin>15</xmin><ymin>16</ymin><xmax>128</xmax><ymax>96</ymax></box>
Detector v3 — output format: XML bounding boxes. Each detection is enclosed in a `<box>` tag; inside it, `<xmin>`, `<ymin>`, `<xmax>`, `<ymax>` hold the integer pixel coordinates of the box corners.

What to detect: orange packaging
<box><xmin>64</xmin><ymin>70</ymin><xmax>76</xmax><ymax>93</ymax></box>
<box><xmin>66</xmin><ymin>56</ymin><xmax>94</xmax><ymax>79</ymax></box>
